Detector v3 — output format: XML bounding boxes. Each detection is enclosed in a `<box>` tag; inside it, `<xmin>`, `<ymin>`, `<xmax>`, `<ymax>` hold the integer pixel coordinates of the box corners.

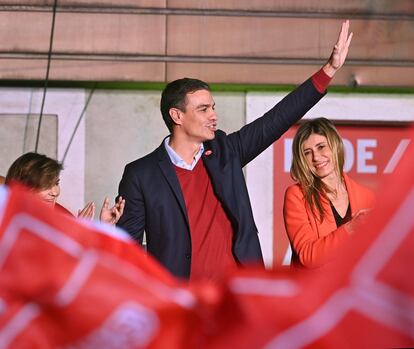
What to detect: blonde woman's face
<box><xmin>37</xmin><ymin>179</ymin><xmax>60</xmax><ymax>207</ymax></box>
<box><xmin>302</xmin><ymin>134</ymin><xmax>335</xmax><ymax>179</ymax></box>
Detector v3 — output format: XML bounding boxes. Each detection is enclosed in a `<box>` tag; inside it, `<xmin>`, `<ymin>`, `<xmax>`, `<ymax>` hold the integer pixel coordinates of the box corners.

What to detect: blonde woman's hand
<box><xmin>344</xmin><ymin>208</ymin><xmax>371</xmax><ymax>235</ymax></box>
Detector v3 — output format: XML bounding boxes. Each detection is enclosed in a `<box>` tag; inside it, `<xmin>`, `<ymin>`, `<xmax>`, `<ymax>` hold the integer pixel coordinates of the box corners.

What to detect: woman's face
<box><xmin>37</xmin><ymin>179</ymin><xmax>60</xmax><ymax>207</ymax></box>
<box><xmin>302</xmin><ymin>133</ymin><xmax>336</xmax><ymax>179</ymax></box>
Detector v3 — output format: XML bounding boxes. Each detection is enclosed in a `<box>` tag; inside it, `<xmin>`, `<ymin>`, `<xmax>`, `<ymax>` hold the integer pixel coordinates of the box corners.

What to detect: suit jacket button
<box><xmin>185</xmin><ymin>253</ymin><xmax>191</xmax><ymax>259</ymax></box>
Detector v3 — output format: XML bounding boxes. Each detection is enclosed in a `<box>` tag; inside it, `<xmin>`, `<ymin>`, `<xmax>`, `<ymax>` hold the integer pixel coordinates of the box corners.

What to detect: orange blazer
<box><xmin>283</xmin><ymin>174</ymin><xmax>375</xmax><ymax>269</ymax></box>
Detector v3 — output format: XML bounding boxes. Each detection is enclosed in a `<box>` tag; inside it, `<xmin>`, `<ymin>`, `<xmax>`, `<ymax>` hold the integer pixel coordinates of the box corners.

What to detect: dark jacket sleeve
<box><xmin>227</xmin><ymin>77</ymin><xmax>325</xmax><ymax>167</ymax></box>
<box><xmin>116</xmin><ymin>162</ymin><xmax>146</xmax><ymax>244</ymax></box>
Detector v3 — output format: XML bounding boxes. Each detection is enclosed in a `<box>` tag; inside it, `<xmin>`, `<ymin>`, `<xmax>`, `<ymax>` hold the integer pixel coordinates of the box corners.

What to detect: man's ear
<box><xmin>169</xmin><ymin>108</ymin><xmax>183</xmax><ymax>126</ymax></box>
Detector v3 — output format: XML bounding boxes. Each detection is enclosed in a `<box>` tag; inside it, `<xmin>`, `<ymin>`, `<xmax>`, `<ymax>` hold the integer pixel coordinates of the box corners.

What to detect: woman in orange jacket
<box><xmin>283</xmin><ymin>118</ymin><xmax>375</xmax><ymax>269</ymax></box>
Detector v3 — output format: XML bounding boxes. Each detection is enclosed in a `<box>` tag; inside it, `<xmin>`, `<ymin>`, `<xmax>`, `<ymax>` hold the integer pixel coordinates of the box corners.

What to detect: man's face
<box><xmin>176</xmin><ymin>89</ymin><xmax>217</xmax><ymax>143</ymax></box>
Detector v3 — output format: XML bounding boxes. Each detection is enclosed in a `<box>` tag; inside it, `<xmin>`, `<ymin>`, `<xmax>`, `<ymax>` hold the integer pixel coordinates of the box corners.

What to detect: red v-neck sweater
<box><xmin>175</xmin><ymin>160</ymin><xmax>236</xmax><ymax>282</ymax></box>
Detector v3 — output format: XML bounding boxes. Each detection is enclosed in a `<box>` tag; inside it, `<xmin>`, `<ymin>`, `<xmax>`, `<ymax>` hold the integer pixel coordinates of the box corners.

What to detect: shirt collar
<box><xmin>164</xmin><ymin>137</ymin><xmax>204</xmax><ymax>171</ymax></box>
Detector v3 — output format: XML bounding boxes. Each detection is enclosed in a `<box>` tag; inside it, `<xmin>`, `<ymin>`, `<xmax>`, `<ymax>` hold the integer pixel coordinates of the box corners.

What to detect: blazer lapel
<box><xmin>343</xmin><ymin>174</ymin><xmax>356</xmax><ymax>215</ymax></box>
<box><xmin>202</xmin><ymin>142</ymin><xmax>238</xmax><ymax>220</ymax></box>
<box><xmin>317</xmin><ymin>195</ymin><xmax>338</xmax><ymax>236</ymax></box>
<box><xmin>318</xmin><ymin>175</ymin><xmax>354</xmax><ymax>235</ymax></box>
<box><xmin>155</xmin><ymin>143</ymin><xmax>189</xmax><ymax>224</ymax></box>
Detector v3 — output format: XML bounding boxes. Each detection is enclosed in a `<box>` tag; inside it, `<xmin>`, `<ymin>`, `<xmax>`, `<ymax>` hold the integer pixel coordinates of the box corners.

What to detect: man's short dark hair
<box><xmin>160</xmin><ymin>77</ymin><xmax>210</xmax><ymax>132</ymax></box>
<box><xmin>6</xmin><ymin>152</ymin><xmax>63</xmax><ymax>190</ymax></box>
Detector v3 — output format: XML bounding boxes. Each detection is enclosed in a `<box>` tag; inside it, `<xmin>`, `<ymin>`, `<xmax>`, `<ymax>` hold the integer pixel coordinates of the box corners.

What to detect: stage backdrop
<box><xmin>245</xmin><ymin>92</ymin><xmax>414</xmax><ymax>268</ymax></box>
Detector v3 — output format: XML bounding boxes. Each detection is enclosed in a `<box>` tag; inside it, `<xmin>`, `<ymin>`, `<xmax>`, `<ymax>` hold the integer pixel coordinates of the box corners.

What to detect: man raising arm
<box><xmin>117</xmin><ymin>20</ymin><xmax>353</xmax><ymax>281</ymax></box>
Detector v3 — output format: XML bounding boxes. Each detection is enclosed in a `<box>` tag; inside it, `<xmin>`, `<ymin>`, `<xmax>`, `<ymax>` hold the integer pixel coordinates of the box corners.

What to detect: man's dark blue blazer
<box><xmin>117</xmin><ymin>77</ymin><xmax>325</xmax><ymax>279</ymax></box>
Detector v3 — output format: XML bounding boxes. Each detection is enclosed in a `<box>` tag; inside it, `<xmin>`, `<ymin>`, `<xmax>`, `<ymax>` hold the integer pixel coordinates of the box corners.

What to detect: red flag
<box><xmin>0</xmin><ymin>184</ymin><xmax>206</xmax><ymax>348</ymax></box>
<box><xmin>0</xmin><ymin>128</ymin><xmax>413</xmax><ymax>349</ymax></box>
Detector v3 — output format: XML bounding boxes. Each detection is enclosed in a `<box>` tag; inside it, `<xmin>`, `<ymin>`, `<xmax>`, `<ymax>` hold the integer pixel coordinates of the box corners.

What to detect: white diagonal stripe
<box><xmin>0</xmin><ymin>303</ymin><xmax>40</xmax><ymax>349</ymax></box>
<box><xmin>0</xmin><ymin>213</ymin><xmax>84</xmax><ymax>268</ymax></box>
<box><xmin>383</xmin><ymin>139</ymin><xmax>411</xmax><ymax>174</ymax></box>
<box><xmin>55</xmin><ymin>251</ymin><xmax>98</xmax><ymax>307</ymax></box>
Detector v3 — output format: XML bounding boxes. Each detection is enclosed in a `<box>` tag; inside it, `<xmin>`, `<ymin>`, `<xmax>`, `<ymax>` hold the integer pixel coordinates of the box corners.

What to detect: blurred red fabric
<box><xmin>0</xmin><ymin>129</ymin><xmax>413</xmax><ymax>348</ymax></box>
